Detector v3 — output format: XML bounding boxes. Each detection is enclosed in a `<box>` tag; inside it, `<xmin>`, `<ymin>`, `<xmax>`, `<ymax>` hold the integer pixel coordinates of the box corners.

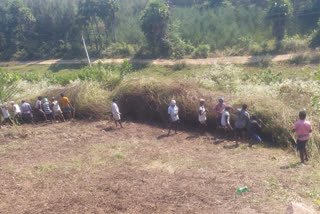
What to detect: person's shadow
<box><xmin>280</xmin><ymin>162</ymin><xmax>302</xmax><ymax>169</ymax></box>
<box><xmin>157</xmin><ymin>134</ymin><xmax>170</xmax><ymax>140</ymax></box>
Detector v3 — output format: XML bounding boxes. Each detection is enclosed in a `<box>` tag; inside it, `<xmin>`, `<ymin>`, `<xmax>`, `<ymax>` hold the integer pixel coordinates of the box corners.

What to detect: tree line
<box><xmin>0</xmin><ymin>0</ymin><xmax>320</xmax><ymax>60</ymax></box>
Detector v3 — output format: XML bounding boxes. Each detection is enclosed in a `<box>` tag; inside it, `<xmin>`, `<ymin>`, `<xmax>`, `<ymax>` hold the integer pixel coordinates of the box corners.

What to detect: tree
<box><xmin>266</xmin><ymin>0</ymin><xmax>292</xmax><ymax>43</ymax></box>
<box><xmin>310</xmin><ymin>19</ymin><xmax>320</xmax><ymax>48</ymax></box>
<box><xmin>140</xmin><ymin>0</ymin><xmax>170</xmax><ymax>56</ymax></box>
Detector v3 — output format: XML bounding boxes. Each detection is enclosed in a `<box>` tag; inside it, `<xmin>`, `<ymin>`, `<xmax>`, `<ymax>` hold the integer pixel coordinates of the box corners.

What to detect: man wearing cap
<box><xmin>221</xmin><ymin>105</ymin><xmax>233</xmax><ymax>131</ymax></box>
<box><xmin>168</xmin><ymin>100</ymin><xmax>179</xmax><ymax>135</ymax></box>
<box><xmin>10</xmin><ymin>101</ymin><xmax>22</xmax><ymax>122</ymax></box>
<box><xmin>111</xmin><ymin>98</ymin><xmax>123</xmax><ymax>128</ymax></box>
<box><xmin>21</xmin><ymin>100</ymin><xmax>33</xmax><ymax>124</ymax></box>
<box><xmin>198</xmin><ymin>99</ymin><xmax>208</xmax><ymax>133</ymax></box>
<box><xmin>214</xmin><ymin>98</ymin><xmax>226</xmax><ymax>128</ymax></box>
<box><xmin>1</xmin><ymin>103</ymin><xmax>13</xmax><ymax>125</ymax></box>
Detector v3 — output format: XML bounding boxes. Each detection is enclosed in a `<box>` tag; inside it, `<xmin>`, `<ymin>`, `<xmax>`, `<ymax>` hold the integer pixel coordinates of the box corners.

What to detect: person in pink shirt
<box><xmin>214</xmin><ymin>97</ymin><xmax>226</xmax><ymax>127</ymax></box>
<box><xmin>293</xmin><ymin>111</ymin><xmax>312</xmax><ymax>164</ymax></box>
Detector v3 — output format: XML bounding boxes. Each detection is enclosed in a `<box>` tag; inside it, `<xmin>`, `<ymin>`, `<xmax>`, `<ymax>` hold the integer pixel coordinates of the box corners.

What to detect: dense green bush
<box><xmin>192</xmin><ymin>45</ymin><xmax>209</xmax><ymax>59</ymax></box>
<box><xmin>103</xmin><ymin>43</ymin><xmax>136</xmax><ymax>58</ymax></box>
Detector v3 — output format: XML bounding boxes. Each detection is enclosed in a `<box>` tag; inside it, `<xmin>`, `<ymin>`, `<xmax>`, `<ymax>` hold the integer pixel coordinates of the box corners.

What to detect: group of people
<box><xmin>167</xmin><ymin>98</ymin><xmax>264</xmax><ymax>147</ymax></box>
<box><xmin>0</xmin><ymin>93</ymin><xmax>72</xmax><ymax>125</ymax></box>
<box><xmin>1</xmin><ymin>94</ymin><xmax>313</xmax><ymax>164</ymax></box>
<box><xmin>166</xmin><ymin>98</ymin><xmax>312</xmax><ymax>164</ymax></box>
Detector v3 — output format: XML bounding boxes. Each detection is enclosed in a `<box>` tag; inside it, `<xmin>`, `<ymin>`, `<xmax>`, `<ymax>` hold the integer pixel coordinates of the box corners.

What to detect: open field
<box><xmin>0</xmin><ymin>121</ymin><xmax>320</xmax><ymax>213</ymax></box>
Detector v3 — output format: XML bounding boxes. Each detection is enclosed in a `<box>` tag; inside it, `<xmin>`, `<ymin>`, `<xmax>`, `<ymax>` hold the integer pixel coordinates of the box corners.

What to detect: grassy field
<box><xmin>0</xmin><ymin>121</ymin><xmax>319</xmax><ymax>213</ymax></box>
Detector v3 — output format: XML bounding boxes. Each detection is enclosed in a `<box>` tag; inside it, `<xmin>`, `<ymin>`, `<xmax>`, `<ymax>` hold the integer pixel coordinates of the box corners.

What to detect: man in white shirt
<box><xmin>51</xmin><ymin>97</ymin><xmax>65</xmax><ymax>122</ymax></box>
<box><xmin>221</xmin><ymin>105</ymin><xmax>233</xmax><ymax>131</ymax></box>
<box><xmin>10</xmin><ymin>101</ymin><xmax>22</xmax><ymax>121</ymax></box>
<box><xmin>198</xmin><ymin>99</ymin><xmax>208</xmax><ymax>134</ymax></box>
<box><xmin>168</xmin><ymin>100</ymin><xmax>179</xmax><ymax>135</ymax></box>
<box><xmin>111</xmin><ymin>98</ymin><xmax>123</xmax><ymax>128</ymax></box>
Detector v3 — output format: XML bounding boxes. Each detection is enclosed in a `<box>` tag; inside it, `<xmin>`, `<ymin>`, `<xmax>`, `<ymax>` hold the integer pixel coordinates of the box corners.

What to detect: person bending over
<box><xmin>234</xmin><ymin>104</ymin><xmax>250</xmax><ymax>146</ymax></box>
<box><xmin>247</xmin><ymin>114</ymin><xmax>264</xmax><ymax>147</ymax></box>
<box><xmin>293</xmin><ymin>111</ymin><xmax>312</xmax><ymax>164</ymax></box>
<box><xmin>60</xmin><ymin>93</ymin><xmax>72</xmax><ymax>120</ymax></box>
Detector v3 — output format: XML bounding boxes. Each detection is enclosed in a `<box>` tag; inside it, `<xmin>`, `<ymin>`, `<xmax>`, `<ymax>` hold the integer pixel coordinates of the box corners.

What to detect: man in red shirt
<box><xmin>214</xmin><ymin>97</ymin><xmax>226</xmax><ymax>127</ymax></box>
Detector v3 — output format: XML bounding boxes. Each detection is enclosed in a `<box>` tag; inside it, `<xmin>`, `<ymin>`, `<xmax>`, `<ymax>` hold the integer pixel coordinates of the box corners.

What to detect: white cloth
<box><xmin>1</xmin><ymin>107</ymin><xmax>10</xmax><ymax>118</ymax></box>
<box><xmin>21</xmin><ymin>103</ymin><xmax>32</xmax><ymax>114</ymax></box>
<box><xmin>168</xmin><ymin>105</ymin><xmax>179</xmax><ymax>122</ymax></box>
<box><xmin>13</xmin><ymin>104</ymin><xmax>21</xmax><ymax>115</ymax></box>
<box><xmin>35</xmin><ymin>100</ymin><xmax>41</xmax><ymax>109</ymax></box>
<box><xmin>198</xmin><ymin>105</ymin><xmax>206</xmax><ymax>122</ymax></box>
<box><xmin>111</xmin><ymin>102</ymin><xmax>121</xmax><ymax>120</ymax></box>
<box><xmin>52</xmin><ymin>101</ymin><xmax>61</xmax><ymax>112</ymax></box>
<box><xmin>221</xmin><ymin>110</ymin><xmax>230</xmax><ymax>127</ymax></box>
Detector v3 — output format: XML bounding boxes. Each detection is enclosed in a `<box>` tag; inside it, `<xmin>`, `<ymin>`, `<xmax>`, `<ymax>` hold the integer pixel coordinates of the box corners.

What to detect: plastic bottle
<box><xmin>236</xmin><ymin>186</ymin><xmax>249</xmax><ymax>194</ymax></box>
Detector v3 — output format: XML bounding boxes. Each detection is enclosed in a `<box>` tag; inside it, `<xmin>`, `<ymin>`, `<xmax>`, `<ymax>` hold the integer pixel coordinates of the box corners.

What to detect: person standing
<box><xmin>214</xmin><ymin>98</ymin><xmax>226</xmax><ymax>127</ymax></box>
<box><xmin>1</xmin><ymin>103</ymin><xmax>13</xmax><ymax>125</ymax></box>
<box><xmin>34</xmin><ymin>96</ymin><xmax>47</xmax><ymax>121</ymax></box>
<box><xmin>234</xmin><ymin>104</ymin><xmax>250</xmax><ymax>147</ymax></box>
<box><xmin>293</xmin><ymin>111</ymin><xmax>312</xmax><ymax>164</ymax></box>
<box><xmin>51</xmin><ymin>97</ymin><xmax>65</xmax><ymax>122</ymax></box>
<box><xmin>21</xmin><ymin>100</ymin><xmax>33</xmax><ymax>124</ymax></box>
<box><xmin>10</xmin><ymin>101</ymin><xmax>22</xmax><ymax>122</ymax></box>
<box><xmin>111</xmin><ymin>98</ymin><xmax>123</xmax><ymax>128</ymax></box>
<box><xmin>60</xmin><ymin>93</ymin><xmax>72</xmax><ymax>120</ymax></box>
<box><xmin>221</xmin><ymin>105</ymin><xmax>233</xmax><ymax>131</ymax></box>
<box><xmin>168</xmin><ymin>100</ymin><xmax>179</xmax><ymax>136</ymax></box>
<box><xmin>198</xmin><ymin>99</ymin><xmax>208</xmax><ymax>134</ymax></box>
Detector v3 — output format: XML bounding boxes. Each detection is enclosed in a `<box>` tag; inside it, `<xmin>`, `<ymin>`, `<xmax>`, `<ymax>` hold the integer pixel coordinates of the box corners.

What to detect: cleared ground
<box><xmin>0</xmin><ymin>121</ymin><xmax>319</xmax><ymax>213</ymax></box>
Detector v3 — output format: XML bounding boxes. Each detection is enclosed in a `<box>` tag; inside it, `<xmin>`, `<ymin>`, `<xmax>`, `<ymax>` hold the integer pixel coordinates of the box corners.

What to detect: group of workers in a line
<box><xmin>0</xmin><ymin>93</ymin><xmax>72</xmax><ymax>125</ymax></box>
<box><xmin>167</xmin><ymin>98</ymin><xmax>264</xmax><ymax>147</ymax></box>
<box><xmin>1</xmin><ymin>94</ymin><xmax>313</xmax><ymax>164</ymax></box>
<box><xmin>165</xmin><ymin>98</ymin><xmax>312</xmax><ymax>164</ymax></box>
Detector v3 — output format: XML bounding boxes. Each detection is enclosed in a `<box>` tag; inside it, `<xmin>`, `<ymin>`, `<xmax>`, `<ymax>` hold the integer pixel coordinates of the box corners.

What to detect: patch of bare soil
<box><xmin>0</xmin><ymin>121</ymin><xmax>319</xmax><ymax>213</ymax></box>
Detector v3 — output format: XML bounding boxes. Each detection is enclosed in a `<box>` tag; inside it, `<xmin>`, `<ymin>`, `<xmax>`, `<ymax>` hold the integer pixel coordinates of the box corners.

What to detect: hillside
<box><xmin>0</xmin><ymin>121</ymin><xmax>319</xmax><ymax>213</ymax></box>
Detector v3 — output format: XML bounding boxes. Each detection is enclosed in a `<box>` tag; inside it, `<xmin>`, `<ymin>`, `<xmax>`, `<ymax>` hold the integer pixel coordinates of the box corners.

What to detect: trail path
<box><xmin>0</xmin><ymin>121</ymin><xmax>319</xmax><ymax>213</ymax></box>
<box><xmin>1</xmin><ymin>53</ymin><xmax>301</xmax><ymax>66</ymax></box>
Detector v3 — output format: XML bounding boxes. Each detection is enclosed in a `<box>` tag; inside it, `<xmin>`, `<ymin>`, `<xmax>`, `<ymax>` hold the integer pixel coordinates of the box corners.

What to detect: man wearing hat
<box><xmin>198</xmin><ymin>99</ymin><xmax>208</xmax><ymax>133</ymax></box>
<box><xmin>214</xmin><ymin>97</ymin><xmax>226</xmax><ymax>128</ymax></box>
<box><xmin>168</xmin><ymin>100</ymin><xmax>179</xmax><ymax>135</ymax></box>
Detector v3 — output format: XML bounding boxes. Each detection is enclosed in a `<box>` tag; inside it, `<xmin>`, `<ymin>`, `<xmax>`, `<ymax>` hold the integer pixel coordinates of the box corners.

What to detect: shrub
<box><xmin>280</xmin><ymin>36</ymin><xmax>309</xmax><ymax>53</ymax></box>
<box><xmin>104</xmin><ymin>42</ymin><xmax>136</xmax><ymax>58</ymax></box>
<box><xmin>259</xmin><ymin>55</ymin><xmax>273</xmax><ymax>68</ymax></box>
<box><xmin>192</xmin><ymin>45</ymin><xmax>209</xmax><ymax>59</ymax></box>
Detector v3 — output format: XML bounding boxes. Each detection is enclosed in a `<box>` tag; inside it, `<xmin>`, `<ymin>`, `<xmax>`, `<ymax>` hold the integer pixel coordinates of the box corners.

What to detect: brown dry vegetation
<box><xmin>0</xmin><ymin>121</ymin><xmax>320</xmax><ymax>213</ymax></box>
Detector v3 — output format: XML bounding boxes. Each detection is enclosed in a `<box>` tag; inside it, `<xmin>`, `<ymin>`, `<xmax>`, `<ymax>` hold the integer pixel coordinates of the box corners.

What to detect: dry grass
<box><xmin>0</xmin><ymin>121</ymin><xmax>319</xmax><ymax>213</ymax></box>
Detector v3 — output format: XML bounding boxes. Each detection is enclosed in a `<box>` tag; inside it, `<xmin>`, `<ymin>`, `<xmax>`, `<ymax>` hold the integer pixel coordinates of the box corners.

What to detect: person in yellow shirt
<box><xmin>60</xmin><ymin>93</ymin><xmax>72</xmax><ymax>120</ymax></box>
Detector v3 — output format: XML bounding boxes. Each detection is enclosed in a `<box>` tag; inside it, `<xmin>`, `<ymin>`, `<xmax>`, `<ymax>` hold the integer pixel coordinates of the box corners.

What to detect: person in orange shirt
<box><xmin>60</xmin><ymin>93</ymin><xmax>72</xmax><ymax>120</ymax></box>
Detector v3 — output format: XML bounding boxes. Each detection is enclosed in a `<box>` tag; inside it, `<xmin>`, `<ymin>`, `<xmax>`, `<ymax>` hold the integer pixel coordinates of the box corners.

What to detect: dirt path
<box><xmin>0</xmin><ymin>121</ymin><xmax>319</xmax><ymax>213</ymax></box>
<box><xmin>1</xmin><ymin>53</ymin><xmax>300</xmax><ymax>66</ymax></box>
